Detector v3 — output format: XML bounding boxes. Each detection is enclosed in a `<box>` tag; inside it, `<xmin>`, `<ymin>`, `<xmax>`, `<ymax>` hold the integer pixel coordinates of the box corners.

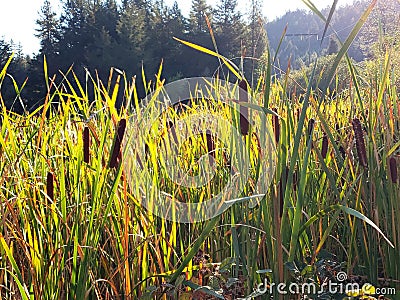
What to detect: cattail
<box><xmin>272</xmin><ymin>108</ymin><xmax>280</xmax><ymax>143</ymax></box>
<box><xmin>166</xmin><ymin>120</ymin><xmax>178</xmax><ymax>145</ymax></box>
<box><xmin>339</xmin><ymin>144</ymin><xmax>346</xmax><ymax>159</ymax></box>
<box><xmin>307</xmin><ymin>118</ymin><xmax>315</xmax><ymax>144</ymax></box>
<box><xmin>109</xmin><ymin>118</ymin><xmax>127</xmax><ymax>168</ymax></box>
<box><xmin>205</xmin><ymin>130</ymin><xmax>215</xmax><ymax>158</ymax></box>
<box><xmin>166</xmin><ymin>120</ymin><xmax>174</xmax><ymax>130</ymax></box>
<box><xmin>296</xmin><ymin>107</ymin><xmax>301</xmax><ymax>120</ymax></box>
<box><xmin>144</xmin><ymin>143</ymin><xmax>150</xmax><ymax>160</ymax></box>
<box><xmin>83</xmin><ymin>126</ymin><xmax>90</xmax><ymax>164</ymax></box>
<box><xmin>335</xmin><ymin>123</ymin><xmax>341</xmax><ymax>132</ymax></box>
<box><xmin>46</xmin><ymin>172</ymin><xmax>54</xmax><ymax>202</ymax></box>
<box><xmin>352</xmin><ymin>118</ymin><xmax>368</xmax><ymax>168</ymax></box>
<box><xmin>321</xmin><ymin>133</ymin><xmax>329</xmax><ymax>159</ymax></box>
<box><xmin>239</xmin><ymin>79</ymin><xmax>249</xmax><ymax>136</ymax></box>
<box><xmin>389</xmin><ymin>157</ymin><xmax>398</xmax><ymax>184</ymax></box>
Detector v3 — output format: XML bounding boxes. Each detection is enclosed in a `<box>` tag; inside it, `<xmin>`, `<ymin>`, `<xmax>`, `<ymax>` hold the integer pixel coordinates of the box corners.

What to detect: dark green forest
<box><xmin>1</xmin><ymin>0</ymin><xmax>399</xmax><ymax>112</ymax></box>
<box><xmin>0</xmin><ymin>0</ymin><xmax>267</xmax><ymax>112</ymax></box>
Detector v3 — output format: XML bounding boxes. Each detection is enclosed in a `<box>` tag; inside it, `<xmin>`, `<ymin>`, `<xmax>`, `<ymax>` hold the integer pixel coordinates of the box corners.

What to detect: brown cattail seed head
<box><xmin>321</xmin><ymin>133</ymin><xmax>329</xmax><ymax>159</ymax></box>
<box><xmin>307</xmin><ymin>118</ymin><xmax>315</xmax><ymax>144</ymax></box>
<box><xmin>239</xmin><ymin>79</ymin><xmax>249</xmax><ymax>136</ymax></box>
<box><xmin>109</xmin><ymin>118</ymin><xmax>127</xmax><ymax>168</ymax></box>
<box><xmin>389</xmin><ymin>157</ymin><xmax>398</xmax><ymax>184</ymax></box>
<box><xmin>144</xmin><ymin>143</ymin><xmax>150</xmax><ymax>160</ymax></box>
<box><xmin>83</xmin><ymin>126</ymin><xmax>90</xmax><ymax>164</ymax></box>
<box><xmin>205</xmin><ymin>130</ymin><xmax>215</xmax><ymax>158</ymax></box>
<box><xmin>339</xmin><ymin>144</ymin><xmax>346</xmax><ymax>159</ymax></box>
<box><xmin>167</xmin><ymin>120</ymin><xmax>178</xmax><ymax>145</ymax></box>
<box><xmin>46</xmin><ymin>172</ymin><xmax>54</xmax><ymax>202</ymax></box>
<box><xmin>272</xmin><ymin>108</ymin><xmax>280</xmax><ymax>143</ymax></box>
<box><xmin>352</xmin><ymin>118</ymin><xmax>368</xmax><ymax>168</ymax></box>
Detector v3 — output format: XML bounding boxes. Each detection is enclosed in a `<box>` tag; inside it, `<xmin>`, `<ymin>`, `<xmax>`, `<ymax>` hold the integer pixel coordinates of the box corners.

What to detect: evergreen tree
<box><xmin>116</xmin><ymin>0</ymin><xmax>147</xmax><ymax>71</ymax></box>
<box><xmin>186</xmin><ymin>0</ymin><xmax>218</xmax><ymax>76</ymax></box>
<box><xmin>167</xmin><ymin>1</ymin><xmax>187</xmax><ymax>37</ymax></box>
<box><xmin>0</xmin><ymin>39</ymin><xmax>12</xmax><ymax>67</ymax></box>
<box><xmin>189</xmin><ymin>0</ymin><xmax>212</xmax><ymax>34</ymax></box>
<box><xmin>245</xmin><ymin>0</ymin><xmax>267</xmax><ymax>80</ymax></box>
<box><xmin>85</xmin><ymin>0</ymin><xmax>120</xmax><ymax>77</ymax></box>
<box><xmin>147</xmin><ymin>1</ymin><xmax>187</xmax><ymax>78</ymax></box>
<box><xmin>33</xmin><ymin>0</ymin><xmax>60</xmax><ymax>95</ymax></box>
<box><xmin>58</xmin><ymin>0</ymin><xmax>91</xmax><ymax>69</ymax></box>
<box><xmin>214</xmin><ymin>0</ymin><xmax>245</xmax><ymax>59</ymax></box>
<box><xmin>248</xmin><ymin>0</ymin><xmax>267</xmax><ymax>59</ymax></box>
<box><xmin>0</xmin><ymin>39</ymin><xmax>30</xmax><ymax>112</ymax></box>
<box><xmin>35</xmin><ymin>0</ymin><xmax>60</xmax><ymax>57</ymax></box>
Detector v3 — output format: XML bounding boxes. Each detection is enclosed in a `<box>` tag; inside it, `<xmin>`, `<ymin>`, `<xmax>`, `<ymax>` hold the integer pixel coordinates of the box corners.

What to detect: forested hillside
<box><xmin>1</xmin><ymin>0</ymin><xmax>399</xmax><ymax>111</ymax></box>
<box><xmin>267</xmin><ymin>0</ymin><xmax>400</xmax><ymax>70</ymax></box>
<box><xmin>0</xmin><ymin>0</ymin><xmax>267</xmax><ymax>112</ymax></box>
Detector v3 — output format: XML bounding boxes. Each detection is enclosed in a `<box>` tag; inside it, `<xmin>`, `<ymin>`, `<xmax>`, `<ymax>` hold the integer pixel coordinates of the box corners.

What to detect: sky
<box><xmin>0</xmin><ymin>0</ymin><xmax>355</xmax><ymax>55</ymax></box>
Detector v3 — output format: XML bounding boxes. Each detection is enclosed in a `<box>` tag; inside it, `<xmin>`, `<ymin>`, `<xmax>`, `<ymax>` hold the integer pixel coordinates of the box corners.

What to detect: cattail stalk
<box><xmin>83</xmin><ymin>126</ymin><xmax>90</xmax><ymax>164</ymax></box>
<box><xmin>389</xmin><ymin>157</ymin><xmax>398</xmax><ymax>184</ymax></box>
<box><xmin>167</xmin><ymin>120</ymin><xmax>178</xmax><ymax>145</ymax></box>
<box><xmin>307</xmin><ymin>118</ymin><xmax>315</xmax><ymax>145</ymax></box>
<box><xmin>205</xmin><ymin>130</ymin><xmax>215</xmax><ymax>158</ymax></box>
<box><xmin>46</xmin><ymin>172</ymin><xmax>54</xmax><ymax>202</ymax></box>
<box><xmin>321</xmin><ymin>133</ymin><xmax>329</xmax><ymax>159</ymax></box>
<box><xmin>352</xmin><ymin>118</ymin><xmax>368</xmax><ymax>167</ymax></box>
<box><xmin>272</xmin><ymin>108</ymin><xmax>280</xmax><ymax>143</ymax></box>
<box><xmin>144</xmin><ymin>143</ymin><xmax>150</xmax><ymax>160</ymax></box>
<box><xmin>109</xmin><ymin>118</ymin><xmax>127</xmax><ymax>168</ymax></box>
<box><xmin>296</xmin><ymin>108</ymin><xmax>301</xmax><ymax>120</ymax></box>
<box><xmin>239</xmin><ymin>79</ymin><xmax>249</xmax><ymax>136</ymax></box>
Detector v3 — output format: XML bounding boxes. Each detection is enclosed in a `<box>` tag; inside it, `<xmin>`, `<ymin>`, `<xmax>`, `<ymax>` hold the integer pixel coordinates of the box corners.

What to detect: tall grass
<box><xmin>0</xmin><ymin>1</ymin><xmax>399</xmax><ymax>299</ymax></box>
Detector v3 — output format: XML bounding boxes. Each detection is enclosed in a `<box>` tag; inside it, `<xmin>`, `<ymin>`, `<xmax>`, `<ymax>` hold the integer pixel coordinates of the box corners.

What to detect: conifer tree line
<box><xmin>0</xmin><ymin>0</ymin><xmax>267</xmax><ymax>112</ymax></box>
